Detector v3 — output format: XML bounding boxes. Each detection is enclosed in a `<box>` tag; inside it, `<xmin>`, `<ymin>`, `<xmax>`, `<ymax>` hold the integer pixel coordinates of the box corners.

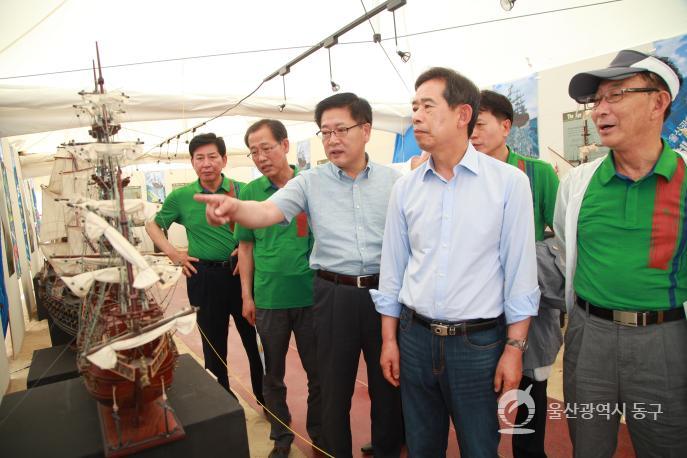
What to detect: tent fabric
<box><xmin>0</xmin><ymin>88</ymin><xmax>412</xmax><ymax>138</ymax></box>
<box><xmin>392</xmin><ymin>126</ymin><xmax>422</xmax><ymax>163</ymax></box>
<box><xmin>1</xmin><ymin>0</ymin><xmax>686</xmax><ymax>149</ymax></box>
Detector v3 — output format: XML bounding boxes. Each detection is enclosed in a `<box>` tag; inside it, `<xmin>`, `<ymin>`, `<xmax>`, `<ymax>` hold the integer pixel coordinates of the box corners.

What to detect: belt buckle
<box><xmin>356</xmin><ymin>275</ymin><xmax>371</xmax><ymax>288</ymax></box>
<box><xmin>430</xmin><ymin>323</ymin><xmax>457</xmax><ymax>336</ymax></box>
<box><xmin>613</xmin><ymin>310</ymin><xmax>640</xmax><ymax>327</ymax></box>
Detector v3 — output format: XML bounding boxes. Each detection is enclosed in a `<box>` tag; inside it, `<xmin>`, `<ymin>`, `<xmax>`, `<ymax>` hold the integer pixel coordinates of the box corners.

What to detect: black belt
<box><xmin>317</xmin><ymin>270</ymin><xmax>379</xmax><ymax>288</ymax></box>
<box><xmin>407</xmin><ymin>307</ymin><xmax>502</xmax><ymax>337</ymax></box>
<box><xmin>577</xmin><ymin>299</ymin><xmax>685</xmax><ymax>327</ymax></box>
<box><xmin>195</xmin><ymin>259</ymin><xmax>232</xmax><ymax>269</ymax></box>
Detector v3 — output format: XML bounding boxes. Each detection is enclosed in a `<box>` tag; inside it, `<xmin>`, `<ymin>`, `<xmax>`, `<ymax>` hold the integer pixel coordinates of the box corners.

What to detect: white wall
<box><xmin>0</xmin><ymin>138</ymin><xmax>37</xmax><ymax>398</ymax></box>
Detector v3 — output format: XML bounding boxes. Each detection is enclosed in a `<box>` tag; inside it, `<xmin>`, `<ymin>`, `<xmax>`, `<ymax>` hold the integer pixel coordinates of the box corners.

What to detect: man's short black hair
<box><xmin>314</xmin><ymin>92</ymin><xmax>373</xmax><ymax>128</ymax></box>
<box><xmin>415</xmin><ymin>67</ymin><xmax>481</xmax><ymax>136</ymax></box>
<box><xmin>244</xmin><ymin>119</ymin><xmax>288</xmax><ymax>147</ymax></box>
<box><xmin>189</xmin><ymin>133</ymin><xmax>226</xmax><ymax>157</ymax></box>
<box><xmin>478</xmin><ymin>90</ymin><xmax>514</xmax><ymax>124</ymax></box>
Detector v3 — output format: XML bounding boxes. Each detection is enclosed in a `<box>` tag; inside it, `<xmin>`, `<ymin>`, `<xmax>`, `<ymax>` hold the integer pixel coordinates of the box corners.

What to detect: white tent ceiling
<box><xmin>1</xmin><ymin>0</ymin><xmax>686</xmax><ymax>148</ymax></box>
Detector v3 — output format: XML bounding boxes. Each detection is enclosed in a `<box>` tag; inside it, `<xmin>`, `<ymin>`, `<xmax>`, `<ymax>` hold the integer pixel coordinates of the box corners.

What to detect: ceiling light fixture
<box><xmin>278</xmin><ymin>75</ymin><xmax>287</xmax><ymax>112</ymax></box>
<box><xmin>328</xmin><ymin>48</ymin><xmax>340</xmax><ymax>92</ymax></box>
<box><xmin>501</xmin><ymin>0</ymin><xmax>516</xmax><ymax>11</ymax></box>
<box><xmin>391</xmin><ymin>10</ymin><xmax>411</xmax><ymax>63</ymax></box>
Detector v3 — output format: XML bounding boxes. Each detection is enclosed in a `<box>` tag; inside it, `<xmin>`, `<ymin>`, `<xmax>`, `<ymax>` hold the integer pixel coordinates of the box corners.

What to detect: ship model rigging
<box><xmin>37</xmin><ymin>44</ymin><xmax>195</xmax><ymax>456</ymax></box>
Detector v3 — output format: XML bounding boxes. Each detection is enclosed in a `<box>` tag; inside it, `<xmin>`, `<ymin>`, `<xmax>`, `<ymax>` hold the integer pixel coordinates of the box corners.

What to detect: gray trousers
<box><xmin>564</xmin><ymin>303</ymin><xmax>687</xmax><ymax>458</ymax></box>
<box><xmin>255</xmin><ymin>306</ymin><xmax>321</xmax><ymax>447</ymax></box>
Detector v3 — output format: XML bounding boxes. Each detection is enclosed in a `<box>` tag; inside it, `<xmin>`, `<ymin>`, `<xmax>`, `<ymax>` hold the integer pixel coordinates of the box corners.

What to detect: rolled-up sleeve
<box><xmin>500</xmin><ymin>172</ymin><xmax>541</xmax><ymax>324</ymax></box>
<box><xmin>269</xmin><ymin>173</ymin><xmax>309</xmax><ymax>223</ymax></box>
<box><xmin>370</xmin><ymin>179</ymin><xmax>410</xmax><ymax>319</ymax></box>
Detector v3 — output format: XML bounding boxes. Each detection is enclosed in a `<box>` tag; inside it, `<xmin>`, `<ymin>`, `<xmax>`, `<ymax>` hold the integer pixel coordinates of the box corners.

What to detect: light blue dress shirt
<box><xmin>269</xmin><ymin>158</ymin><xmax>401</xmax><ymax>276</ymax></box>
<box><xmin>370</xmin><ymin>144</ymin><xmax>540</xmax><ymax>324</ymax></box>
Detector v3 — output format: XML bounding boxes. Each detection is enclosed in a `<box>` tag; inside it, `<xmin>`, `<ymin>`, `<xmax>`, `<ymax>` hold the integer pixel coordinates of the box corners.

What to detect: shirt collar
<box><xmin>195</xmin><ymin>174</ymin><xmax>232</xmax><ymax>193</ymax></box>
<box><xmin>506</xmin><ymin>146</ymin><xmax>520</xmax><ymax>166</ymax></box>
<box><xmin>599</xmin><ymin>140</ymin><xmax>676</xmax><ymax>185</ymax></box>
<box><xmin>653</xmin><ymin>141</ymin><xmax>677</xmax><ymax>180</ymax></box>
<box><xmin>330</xmin><ymin>153</ymin><xmax>372</xmax><ymax>180</ymax></box>
<box><xmin>264</xmin><ymin>165</ymin><xmax>298</xmax><ymax>191</ymax></box>
<box><xmin>422</xmin><ymin>143</ymin><xmax>480</xmax><ymax>181</ymax></box>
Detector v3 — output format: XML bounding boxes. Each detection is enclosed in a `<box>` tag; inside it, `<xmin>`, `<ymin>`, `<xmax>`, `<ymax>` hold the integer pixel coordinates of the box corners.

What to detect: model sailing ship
<box><xmin>36</xmin><ymin>45</ymin><xmax>195</xmax><ymax>456</ymax></box>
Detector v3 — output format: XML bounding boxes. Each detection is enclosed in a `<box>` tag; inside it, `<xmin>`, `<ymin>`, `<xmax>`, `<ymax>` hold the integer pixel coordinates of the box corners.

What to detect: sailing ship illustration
<box><xmin>507</xmin><ymin>86</ymin><xmax>530</xmax><ymax>128</ymax></box>
<box><xmin>36</xmin><ymin>45</ymin><xmax>195</xmax><ymax>456</ymax></box>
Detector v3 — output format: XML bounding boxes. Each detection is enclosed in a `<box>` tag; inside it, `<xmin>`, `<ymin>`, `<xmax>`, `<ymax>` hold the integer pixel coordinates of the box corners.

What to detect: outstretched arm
<box><xmin>194</xmin><ymin>194</ymin><xmax>285</xmax><ymax>229</ymax></box>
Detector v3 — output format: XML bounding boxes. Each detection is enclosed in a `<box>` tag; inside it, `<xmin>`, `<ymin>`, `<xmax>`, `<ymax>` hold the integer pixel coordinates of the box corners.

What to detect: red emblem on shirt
<box><xmin>648</xmin><ymin>159</ymin><xmax>685</xmax><ymax>270</ymax></box>
<box><xmin>296</xmin><ymin>212</ymin><xmax>308</xmax><ymax>237</ymax></box>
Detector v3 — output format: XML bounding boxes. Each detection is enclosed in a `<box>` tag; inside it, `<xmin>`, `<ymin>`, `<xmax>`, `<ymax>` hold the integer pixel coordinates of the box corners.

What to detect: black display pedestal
<box><xmin>0</xmin><ymin>354</ymin><xmax>250</xmax><ymax>457</ymax></box>
<box><xmin>26</xmin><ymin>344</ymin><xmax>79</xmax><ymax>388</ymax></box>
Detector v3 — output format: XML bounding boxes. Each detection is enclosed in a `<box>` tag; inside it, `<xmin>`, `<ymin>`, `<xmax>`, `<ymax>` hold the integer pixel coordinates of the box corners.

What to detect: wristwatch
<box><xmin>506</xmin><ymin>338</ymin><xmax>528</xmax><ymax>352</ymax></box>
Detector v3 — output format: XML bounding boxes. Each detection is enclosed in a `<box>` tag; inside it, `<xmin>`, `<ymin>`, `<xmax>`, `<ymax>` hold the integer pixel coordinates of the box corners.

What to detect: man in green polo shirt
<box><xmin>145</xmin><ymin>133</ymin><xmax>265</xmax><ymax>404</ymax></box>
<box><xmin>559</xmin><ymin>50</ymin><xmax>686</xmax><ymax>457</ymax></box>
<box><xmin>471</xmin><ymin>90</ymin><xmax>558</xmax><ymax>241</ymax></box>
<box><xmin>471</xmin><ymin>89</ymin><xmax>561</xmax><ymax>458</ymax></box>
<box><xmin>234</xmin><ymin>120</ymin><xmax>321</xmax><ymax>458</ymax></box>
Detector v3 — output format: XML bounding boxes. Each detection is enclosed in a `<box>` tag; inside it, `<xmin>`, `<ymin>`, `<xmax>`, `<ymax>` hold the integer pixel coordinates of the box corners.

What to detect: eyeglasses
<box><xmin>581</xmin><ymin>87</ymin><xmax>660</xmax><ymax>109</ymax></box>
<box><xmin>316</xmin><ymin>123</ymin><xmax>365</xmax><ymax>141</ymax></box>
<box><xmin>246</xmin><ymin>143</ymin><xmax>279</xmax><ymax>159</ymax></box>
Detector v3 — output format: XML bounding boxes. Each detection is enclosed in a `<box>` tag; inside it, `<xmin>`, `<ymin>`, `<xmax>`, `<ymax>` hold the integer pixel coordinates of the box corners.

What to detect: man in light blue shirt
<box><xmin>195</xmin><ymin>93</ymin><xmax>404</xmax><ymax>458</ymax></box>
<box><xmin>371</xmin><ymin>67</ymin><xmax>540</xmax><ymax>457</ymax></box>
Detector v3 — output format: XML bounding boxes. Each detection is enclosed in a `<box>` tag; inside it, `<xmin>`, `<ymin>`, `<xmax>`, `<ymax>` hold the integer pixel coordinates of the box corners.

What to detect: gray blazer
<box><xmin>523</xmin><ymin>237</ymin><xmax>565</xmax><ymax>372</ymax></box>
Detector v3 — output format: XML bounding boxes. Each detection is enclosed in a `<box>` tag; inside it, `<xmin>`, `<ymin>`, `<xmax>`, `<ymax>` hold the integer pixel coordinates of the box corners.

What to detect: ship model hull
<box><xmin>77</xmin><ymin>286</ymin><xmax>178</xmax><ymax>407</ymax></box>
<box><xmin>77</xmin><ymin>283</ymin><xmax>185</xmax><ymax>456</ymax></box>
<box><xmin>37</xmin><ymin>263</ymin><xmax>81</xmax><ymax>338</ymax></box>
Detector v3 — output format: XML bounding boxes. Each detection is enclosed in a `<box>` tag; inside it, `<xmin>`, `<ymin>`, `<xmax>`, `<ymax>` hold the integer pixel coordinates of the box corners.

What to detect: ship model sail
<box><xmin>37</xmin><ymin>45</ymin><xmax>195</xmax><ymax>456</ymax></box>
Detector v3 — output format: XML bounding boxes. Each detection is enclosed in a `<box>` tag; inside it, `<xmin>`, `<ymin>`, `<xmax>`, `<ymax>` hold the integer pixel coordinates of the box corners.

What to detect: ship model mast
<box><xmin>41</xmin><ymin>43</ymin><xmax>196</xmax><ymax>456</ymax></box>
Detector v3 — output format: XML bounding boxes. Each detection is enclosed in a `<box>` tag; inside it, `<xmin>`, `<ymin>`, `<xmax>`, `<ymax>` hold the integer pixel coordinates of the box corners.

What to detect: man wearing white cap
<box><xmin>558</xmin><ymin>49</ymin><xmax>686</xmax><ymax>456</ymax></box>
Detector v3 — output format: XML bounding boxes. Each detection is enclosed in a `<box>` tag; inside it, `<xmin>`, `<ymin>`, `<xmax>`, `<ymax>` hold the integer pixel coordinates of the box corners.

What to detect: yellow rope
<box><xmin>196</xmin><ymin>323</ymin><xmax>333</xmax><ymax>458</ymax></box>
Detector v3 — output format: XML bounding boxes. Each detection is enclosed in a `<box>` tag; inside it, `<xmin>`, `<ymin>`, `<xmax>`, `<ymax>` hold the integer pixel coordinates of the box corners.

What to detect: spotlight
<box><xmin>500</xmin><ymin>0</ymin><xmax>516</xmax><ymax>11</ymax></box>
<box><xmin>330</xmin><ymin>80</ymin><xmax>340</xmax><ymax>92</ymax></box>
<box><xmin>278</xmin><ymin>103</ymin><xmax>286</xmax><ymax>112</ymax></box>
<box><xmin>397</xmin><ymin>50</ymin><xmax>411</xmax><ymax>63</ymax></box>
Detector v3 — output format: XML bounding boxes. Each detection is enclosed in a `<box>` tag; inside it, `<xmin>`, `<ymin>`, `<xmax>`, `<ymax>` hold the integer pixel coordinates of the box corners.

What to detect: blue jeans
<box><xmin>398</xmin><ymin>306</ymin><xmax>505</xmax><ymax>458</ymax></box>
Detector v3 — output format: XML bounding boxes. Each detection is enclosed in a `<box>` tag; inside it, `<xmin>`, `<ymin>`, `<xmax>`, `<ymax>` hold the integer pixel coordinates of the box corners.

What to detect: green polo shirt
<box><xmin>575</xmin><ymin>142</ymin><xmax>687</xmax><ymax>311</ymax></box>
<box><xmin>234</xmin><ymin>168</ymin><xmax>314</xmax><ymax>310</ymax></box>
<box><xmin>506</xmin><ymin>147</ymin><xmax>559</xmax><ymax>241</ymax></box>
<box><xmin>154</xmin><ymin>175</ymin><xmax>243</xmax><ymax>261</ymax></box>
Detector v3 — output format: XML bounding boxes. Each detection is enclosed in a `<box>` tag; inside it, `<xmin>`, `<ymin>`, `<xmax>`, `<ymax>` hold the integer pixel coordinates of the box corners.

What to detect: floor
<box><xmin>4</xmin><ymin>280</ymin><xmax>636</xmax><ymax>457</ymax></box>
